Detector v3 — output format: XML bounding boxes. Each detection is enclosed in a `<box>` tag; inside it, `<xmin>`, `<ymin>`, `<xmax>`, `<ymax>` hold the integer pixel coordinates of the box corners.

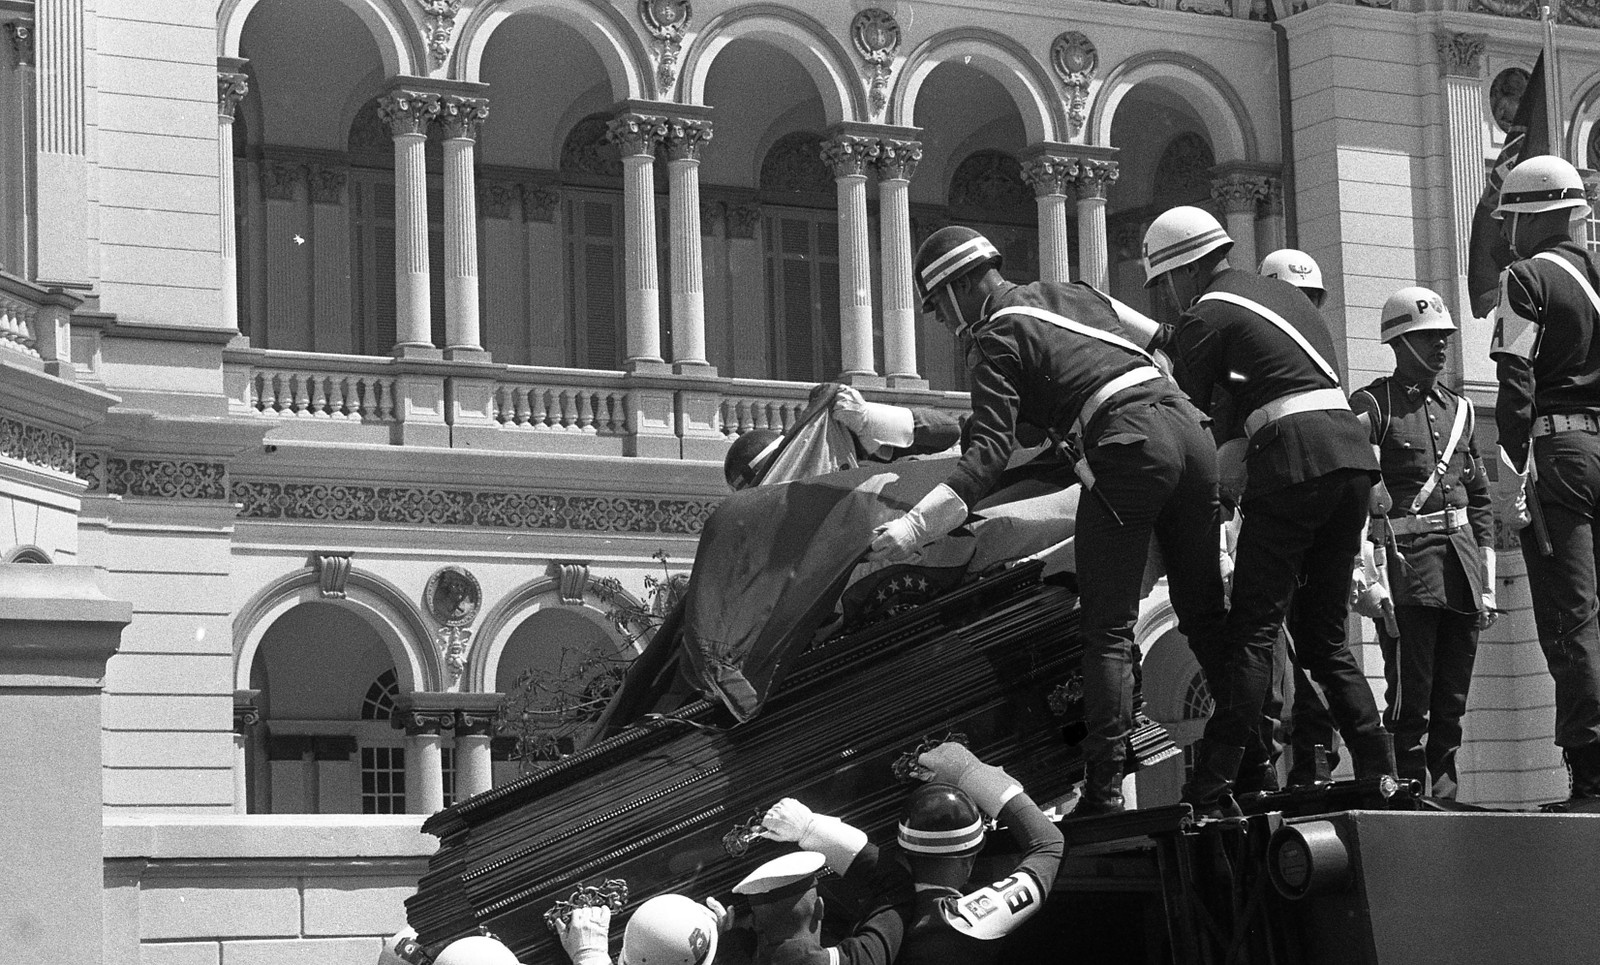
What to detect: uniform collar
<box><xmin>1391</xmin><ymin>374</ymin><xmax>1448</xmax><ymax>406</ymax></box>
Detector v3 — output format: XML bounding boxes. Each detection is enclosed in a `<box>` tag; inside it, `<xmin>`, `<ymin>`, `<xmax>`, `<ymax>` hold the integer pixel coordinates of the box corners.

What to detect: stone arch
<box><xmin>455</xmin><ymin>0</ymin><xmax>648</xmax><ymax>99</ymax></box>
<box><xmin>1089</xmin><ymin>52</ymin><xmax>1257</xmax><ymax>163</ymax></box>
<box><xmin>894</xmin><ymin>28</ymin><xmax>1064</xmax><ymax>146</ymax></box>
<box><xmin>682</xmin><ymin>4</ymin><xmax>864</xmax><ymax>124</ymax></box>
<box><xmin>470</xmin><ymin>573</ymin><xmax>651</xmax><ymax>693</ymax></box>
<box><xmin>1566</xmin><ymin>67</ymin><xmax>1600</xmax><ymax>167</ymax></box>
<box><xmin>234</xmin><ymin>565</ymin><xmax>439</xmax><ymax>694</ymax></box>
<box><xmin>218</xmin><ymin>0</ymin><xmax>420</xmax><ymax>77</ymax></box>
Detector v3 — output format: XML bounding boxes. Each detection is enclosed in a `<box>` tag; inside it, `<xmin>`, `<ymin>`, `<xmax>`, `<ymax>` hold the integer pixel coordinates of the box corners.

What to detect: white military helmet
<box><xmin>1494</xmin><ymin>154</ymin><xmax>1591</xmax><ymax>219</ymax></box>
<box><xmin>1143</xmin><ymin>206</ymin><xmax>1234</xmax><ymax>287</ymax></box>
<box><xmin>431</xmin><ymin>935</ymin><xmax>520</xmax><ymax>965</ymax></box>
<box><xmin>1259</xmin><ymin>249</ymin><xmax>1324</xmax><ymax>293</ymax></box>
<box><xmin>376</xmin><ymin>928</ymin><xmax>420</xmax><ymax>965</ymax></box>
<box><xmin>619</xmin><ymin>894</ymin><xmax>719</xmax><ymax>965</ymax></box>
<box><xmin>1380</xmin><ymin>286</ymin><xmax>1456</xmax><ymax>343</ymax></box>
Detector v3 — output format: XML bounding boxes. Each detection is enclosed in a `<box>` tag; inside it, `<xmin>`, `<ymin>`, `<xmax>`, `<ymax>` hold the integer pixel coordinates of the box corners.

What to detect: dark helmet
<box><xmin>723</xmin><ymin>428</ymin><xmax>782</xmax><ymax>490</ymax></box>
<box><xmin>914</xmin><ymin>226</ymin><xmax>1002</xmax><ymax>312</ymax></box>
<box><xmin>897</xmin><ymin>782</ymin><xmax>985</xmax><ymax>857</ymax></box>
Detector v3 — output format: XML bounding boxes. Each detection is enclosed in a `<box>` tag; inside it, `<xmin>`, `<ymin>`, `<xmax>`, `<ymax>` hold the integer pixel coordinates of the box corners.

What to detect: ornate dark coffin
<box><xmin>405</xmin><ymin>562</ymin><xmax>1173</xmax><ymax>962</ymax></box>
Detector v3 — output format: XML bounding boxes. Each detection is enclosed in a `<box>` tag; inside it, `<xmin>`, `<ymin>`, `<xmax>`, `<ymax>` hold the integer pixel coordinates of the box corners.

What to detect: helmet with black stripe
<box><xmin>914</xmin><ymin>226</ymin><xmax>1002</xmax><ymax>313</ymax></box>
<box><xmin>897</xmin><ymin>782</ymin><xmax>985</xmax><ymax>858</ymax></box>
<box><xmin>1142</xmin><ymin>205</ymin><xmax>1234</xmax><ymax>287</ymax></box>
<box><xmin>1494</xmin><ymin>155</ymin><xmax>1591</xmax><ymax>219</ymax></box>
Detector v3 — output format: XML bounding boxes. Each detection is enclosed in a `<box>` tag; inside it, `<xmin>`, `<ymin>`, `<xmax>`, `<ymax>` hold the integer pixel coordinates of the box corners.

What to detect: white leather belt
<box><xmin>1387</xmin><ymin>507</ymin><xmax>1468</xmax><ymax>536</ymax></box>
<box><xmin>1532</xmin><ymin>412</ymin><xmax>1600</xmax><ymax>437</ymax></box>
<box><xmin>1244</xmin><ymin>387</ymin><xmax>1350</xmax><ymax>440</ymax></box>
<box><xmin>1076</xmin><ymin>366</ymin><xmax>1163</xmax><ymax>437</ymax></box>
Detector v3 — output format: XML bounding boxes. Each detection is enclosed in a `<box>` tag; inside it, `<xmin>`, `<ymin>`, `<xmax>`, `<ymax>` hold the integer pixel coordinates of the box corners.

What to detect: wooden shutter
<box><xmin>566</xmin><ymin>192</ymin><xmax>624</xmax><ymax>370</ymax></box>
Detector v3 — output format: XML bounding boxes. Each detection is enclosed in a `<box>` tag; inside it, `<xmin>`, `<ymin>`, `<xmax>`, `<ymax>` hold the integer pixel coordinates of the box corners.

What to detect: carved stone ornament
<box><xmin>727</xmin><ymin>201</ymin><xmax>762</xmax><ymax>239</ymax></box>
<box><xmin>820</xmin><ymin>134</ymin><xmax>878</xmax><ymax>179</ymax></box>
<box><xmin>420</xmin><ymin>0</ymin><xmax>461</xmax><ymax>70</ymax></box>
<box><xmin>1075</xmin><ymin>159</ymin><xmax>1120</xmax><ymax>200</ymax></box>
<box><xmin>425</xmin><ymin>565</ymin><xmax>482</xmax><ymax>627</ymax></box>
<box><xmin>1</xmin><ymin>415</ymin><xmax>74</xmax><ymax>475</ymax></box>
<box><xmin>233</xmin><ymin>702</ymin><xmax>261</xmax><ymax>735</ymax></box>
<box><xmin>308</xmin><ymin>164</ymin><xmax>347</xmax><ymax>205</ymax></box>
<box><xmin>875</xmin><ymin>139</ymin><xmax>922</xmax><ymax>182</ymax></box>
<box><xmin>261</xmin><ymin>160</ymin><xmax>303</xmax><ymax>201</ymax></box>
<box><xmin>1050</xmin><ymin>33</ymin><xmax>1097</xmax><ymax>136</ymax></box>
<box><xmin>640</xmin><ymin>1</ymin><xmax>691</xmax><ymax>96</ymax></box>
<box><xmin>436</xmin><ymin>626</ymin><xmax>473</xmax><ymax>683</ymax></box>
<box><xmin>376</xmin><ymin>89</ymin><xmax>442</xmax><ymax>137</ymax></box>
<box><xmin>1471</xmin><ymin>0</ymin><xmax>1538</xmax><ymax>18</ymax></box>
<box><xmin>439</xmin><ymin>94</ymin><xmax>489</xmax><ymax>140</ymax></box>
<box><xmin>1561</xmin><ymin>0</ymin><xmax>1600</xmax><ymax>27</ymax></box>
<box><xmin>521</xmin><ymin>183</ymin><xmax>560</xmax><ymax>222</ymax></box>
<box><xmin>478</xmin><ymin>180</ymin><xmax>517</xmax><ymax>219</ymax></box>
<box><xmin>1020</xmin><ymin>155</ymin><xmax>1079</xmax><ymax>198</ymax></box>
<box><xmin>315</xmin><ymin>553</ymin><xmax>353</xmax><ymax>598</ymax></box>
<box><xmin>607</xmin><ymin>113</ymin><xmax>670</xmax><ymax>158</ymax></box>
<box><xmin>218</xmin><ymin>70</ymin><xmax>249</xmax><ymax>120</ymax></box>
<box><xmin>1210</xmin><ymin>172</ymin><xmax>1270</xmax><ymax>214</ymax></box>
<box><xmin>1177</xmin><ymin>0</ymin><xmax>1233</xmax><ymax>16</ymax></box>
<box><xmin>851</xmin><ymin>9</ymin><xmax>902</xmax><ymax>118</ymax></box>
<box><xmin>951</xmin><ymin>150</ymin><xmax>1033</xmax><ymax>214</ymax></box>
<box><xmin>663</xmin><ymin>118</ymin><xmax>713</xmax><ymax>163</ymax></box>
<box><xmin>6</xmin><ymin>21</ymin><xmax>33</xmax><ymax>69</ymax></box>
<box><xmin>1489</xmin><ymin>68</ymin><xmax>1531</xmax><ymax>134</ymax></box>
<box><xmin>555</xmin><ymin>561</ymin><xmax>592</xmax><ymax>604</ymax></box>
<box><xmin>760</xmin><ymin>132</ymin><xmax>833</xmax><ymax>194</ymax></box>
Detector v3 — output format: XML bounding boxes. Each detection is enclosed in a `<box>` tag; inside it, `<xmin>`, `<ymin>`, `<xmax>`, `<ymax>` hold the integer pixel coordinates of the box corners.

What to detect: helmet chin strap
<box><xmin>1508</xmin><ymin>211</ymin><xmax>1522</xmax><ymax>257</ymax></box>
<box><xmin>1396</xmin><ymin>332</ymin><xmax>1443</xmax><ymax>379</ymax></box>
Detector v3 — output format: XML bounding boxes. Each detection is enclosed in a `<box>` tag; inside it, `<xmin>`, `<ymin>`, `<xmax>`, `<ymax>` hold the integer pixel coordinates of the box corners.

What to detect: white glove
<box><xmin>759</xmin><ymin>797</ymin><xmax>868</xmax><ymax>872</ymax></box>
<box><xmin>703</xmin><ymin>896</ymin><xmax>733</xmax><ymax>934</ymax></box>
<box><xmin>555</xmin><ymin>905</ymin><xmax>612</xmax><ymax>965</ymax></box>
<box><xmin>1500</xmin><ymin>446</ymin><xmax>1532</xmax><ymax>531</ymax></box>
<box><xmin>868</xmin><ymin>483</ymin><xmax>968</xmax><ymax>563</ymax></box>
<box><xmin>833</xmin><ymin>385</ymin><xmax>914</xmax><ymax>451</ymax></box>
<box><xmin>916</xmin><ymin>742</ymin><xmax>1021</xmax><ymax>818</ymax></box>
<box><xmin>1351</xmin><ymin>579</ymin><xmax>1392</xmax><ymax>624</ymax></box>
<box><xmin>1480</xmin><ymin>546</ymin><xmax>1498</xmax><ymax>629</ymax></box>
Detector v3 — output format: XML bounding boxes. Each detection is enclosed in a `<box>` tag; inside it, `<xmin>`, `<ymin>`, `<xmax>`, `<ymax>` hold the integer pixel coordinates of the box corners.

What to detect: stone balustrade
<box><xmin>491</xmin><ymin>366</ymin><xmax>630</xmax><ymax>436</ymax></box>
<box><xmin>245</xmin><ymin>353</ymin><xmax>401</xmax><ymax>424</ymax></box>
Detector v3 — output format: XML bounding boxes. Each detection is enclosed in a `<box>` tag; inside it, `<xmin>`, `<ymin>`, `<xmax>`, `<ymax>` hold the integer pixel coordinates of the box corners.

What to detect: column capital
<box><xmin>1075</xmin><ymin>159</ymin><xmax>1120</xmax><ymax>201</ymax></box>
<box><xmin>1262</xmin><ymin>177</ymin><xmax>1285</xmax><ymax>216</ymax></box>
<box><xmin>233</xmin><ymin>689</ymin><xmax>261</xmax><ymax>736</ymax></box>
<box><xmin>875</xmin><ymin>138</ymin><xmax>922</xmax><ymax>182</ymax></box>
<box><xmin>1020</xmin><ymin>154</ymin><xmax>1079</xmax><ymax>198</ymax></box>
<box><xmin>663</xmin><ymin>117</ymin><xmax>713</xmax><ymax>162</ymax></box>
<box><xmin>1209</xmin><ymin>164</ymin><xmax>1276</xmax><ymax>214</ymax></box>
<box><xmin>1437</xmin><ymin>31</ymin><xmax>1488</xmax><ymax>78</ymax></box>
<box><xmin>608</xmin><ymin>111</ymin><xmax>669</xmax><ymax>158</ymax></box>
<box><xmin>438</xmin><ymin>94</ymin><xmax>489</xmax><ymax>140</ymax></box>
<box><xmin>6</xmin><ymin>20</ymin><xmax>32</xmax><ymax>69</ymax></box>
<box><xmin>377</xmin><ymin>88</ymin><xmax>442</xmax><ymax>137</ymax></box>
<box><xmin>820</xmin><ymin>133</ymin><xmax>877</xmax><ymax>179</ymax></box>
<box><xmin>394</xmin><ymin>708</ymin><xmax>455</xmax><ymax>736</ymax></box>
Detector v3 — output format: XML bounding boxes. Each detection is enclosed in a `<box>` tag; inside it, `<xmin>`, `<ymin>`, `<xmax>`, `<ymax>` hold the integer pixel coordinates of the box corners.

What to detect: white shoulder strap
<box><xmin>988</xmin><ymin>305</ymin><xmax>1154</xmax><ymax>363</ymax></box>
<box><xmin>1410</xmin><ymin>394</ymin><xmax>1471</xmax><ymax>514</ymax></box>
<box><xmin>1197</xmin><ymin>290</ymin><xmax>1340</xmax><ymax>385</ymax></box>
<box><xmin>1532</xmin><ymin>251</ymin><xmax>1600</xmax><ymax>317</ymax></box>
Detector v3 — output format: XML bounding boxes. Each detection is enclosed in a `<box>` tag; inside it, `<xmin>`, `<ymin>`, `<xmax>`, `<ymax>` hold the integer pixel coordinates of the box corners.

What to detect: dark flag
<box><xmin>1467</xmin><ymin>53</ymin><xmax>1550</xmax><ymax>316</ymax></box>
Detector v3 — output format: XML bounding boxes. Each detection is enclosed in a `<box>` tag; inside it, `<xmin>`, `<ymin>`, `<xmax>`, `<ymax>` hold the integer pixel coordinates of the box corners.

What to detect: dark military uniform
<box><xmin>1352</xmin><ymin>376</ymin><xmax>1493</xmax><ymax>797</ymax></box>
<box><xmin>1168</xmin><ymin>268</ymin><xmax>1388</xmax><ymax>779</ymax></box>
<box><xmin>1491</xmin><ymin>237</ymin><xmax>1600</xmax><ymax>763</ymax></box>
<box><xmin>946</xmin><ymin>280</ymin><xmax>1228</xmax><ymax>779</ymax></box>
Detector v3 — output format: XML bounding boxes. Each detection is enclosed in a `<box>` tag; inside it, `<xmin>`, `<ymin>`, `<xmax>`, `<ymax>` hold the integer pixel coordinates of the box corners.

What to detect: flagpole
<box><xmin>1542</xmin><ymin>5</ymin><xmax>1562</xmax><ymax>159</ymax></box>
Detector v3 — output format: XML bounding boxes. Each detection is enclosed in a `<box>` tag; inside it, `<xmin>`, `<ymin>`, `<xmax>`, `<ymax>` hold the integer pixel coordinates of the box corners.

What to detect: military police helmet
<box><xmin>1494</xmin><ymin>155</ymin><xmax>1592</xmax><ymax>220</ymax></box>
<box><xmin>723</xmin><ymin>428</ymin><xmax>782</xmax><ymax>491</ymax></box>
<box><xmin>1259</xmin><ymin>249</ymin><xmax>1324</xmax><ymax>294</ymax></box>
<box><xmin>1380</xmin><ymin>286</ymin><xmax>1456</xmax><ymax>344</ymax></box>
<box><xmin>914</xmin><ymin>226</ymin><xmax>1002</xmax><ymax>311</ymax></box>
<box><xmin>431</xmin><ymin>935</ymin><xmax>520</xmax><ymax>965</ymax></box>
<box><xmin>897</xmin><ymin>782</ymin><xmax>985</xmax><ymax>857</ymax></box>
<box><xmin>1142</xmin><ymin>206</ymin><xmax>1234</xmax><ymax>287</ymax></box>
<box><xmin>619</xmin><ymin>894</ymin><xmax>719</xmax><ymax>965</ymax></box>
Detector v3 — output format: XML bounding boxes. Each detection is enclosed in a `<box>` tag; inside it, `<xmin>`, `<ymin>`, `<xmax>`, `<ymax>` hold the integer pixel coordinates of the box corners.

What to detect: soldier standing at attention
<box><xmin>1489</xmin><ymin>154</ymin><xmax>1600</xmax><ymax>811</ymax></box>
<box><xmin>1143</xmin><ymin>206</ymin><xmax>1394</xmax><ymax>817</ymax></box>
<box><xmin>1351</xmin><ymin>288</ymin><xmax>1495</xmax><ymax>800</ymax></box>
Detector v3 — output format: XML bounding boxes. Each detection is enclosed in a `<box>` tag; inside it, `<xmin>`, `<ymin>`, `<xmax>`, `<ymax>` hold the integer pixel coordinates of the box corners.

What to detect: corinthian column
<box><xmin>609</xmin><ymin>111</ymin><xmax>668</xmax><ymax>370</ymax></box>
<box><xmin>33</xmin><ymin>0</ymin><xmax>86</xmax><ymax>286</ymax></box>
<box><xmin>876</xmin><ymin>134</ymin><xmax>923</xmax><ymax>386</ymax></box>
<box><xmin>377</xmin><ymin>88</ymin><xmax>442</xmax><ymax>355</ymax></box>
<box><xmin>218</xmin><ymin>60</ymin><xmax>249</xmax><ymax>335</ymax></box>
<box><xmin>1075</xmin><ymin>156</ymin><xmax>1119</xmax><ymax>291</ymax></box>
<box><xmin>1210</xmin><ymin>168</ymin><xmax>1270</xmax><ymax>272</ymax></box>
<box><xmin>822</xmin><ymin>130</ymin><xmax>878</xmax><ymax>382</ymax></box>
<box><xmin>1439</xmin><ymin>32</ymin><xmax>1488</xmax><ymax>288</ymax></box>
<box><xmin>1022</xmin><ymin>149</ymin><xmax>1077</xmax><ymax>284</ymax></box>
<box><xmin>439</xmin><ymin>92</ymin><xmax>489</xmax><ymax>359</ymax></box>
<box><xmin>663</xmin><ymin>112</ymin><xmax>714</xmax><ymax>374</ymax></box>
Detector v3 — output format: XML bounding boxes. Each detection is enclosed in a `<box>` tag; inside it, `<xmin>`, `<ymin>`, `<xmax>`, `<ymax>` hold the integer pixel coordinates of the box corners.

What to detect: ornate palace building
<box><xmin>1</xmin><ymin>0</ymin><xmax>1595</xmax><ymax>961</ymax></box>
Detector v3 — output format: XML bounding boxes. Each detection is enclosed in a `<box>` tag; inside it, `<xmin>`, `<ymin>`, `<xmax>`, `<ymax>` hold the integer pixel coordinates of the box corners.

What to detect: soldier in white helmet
<box><xmin>1260</xmin><ymin>249</ymin><xmax>1328</xmax><ymax>309</ymax></box>
<box><xmin>556</xmin><ymin>893</ymin><xmax>730</xmax><ymax>965</ymax></box>
<box><xmin>1143</xmin><ymin>205</ymin><xmax>1392</xmax><ymax>817</ymax></box>
<box><xmin>1350</xmin><ymin>287</ymin><xmax>1496</xmax><ymax>799</ymax></box>
<box><xmin>1489</xmin><ymin>153</ymin><xmax>1600</xmax><ymax>811</ymax></box>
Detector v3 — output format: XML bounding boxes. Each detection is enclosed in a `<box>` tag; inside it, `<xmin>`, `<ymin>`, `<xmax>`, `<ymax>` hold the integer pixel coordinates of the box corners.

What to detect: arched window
<box><xmin>361</xmin><ymin>667</ymin><xmax>399</xmax><ymax>720</ymax></box>
<box><xmin>1182</xmin><ymin>671</ymin><xmax>1214</xmax><ymax>721</ymax></box>
<box><xmin>759</xmin><ymin>131</ymin><xmax>841</xmax><ymax>382</ymax></box>
<box><xmin>947</xmin><ymin>150</ymin><xmax>1040</xmax><ymax>286</ymax></box>
<box><xmin>1154</xmin><ymin>132</ymin><xmax>1217</xmax><ymax>210</ymax></box>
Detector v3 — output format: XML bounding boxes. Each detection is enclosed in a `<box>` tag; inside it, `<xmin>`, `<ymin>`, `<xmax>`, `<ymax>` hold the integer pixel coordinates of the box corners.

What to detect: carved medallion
<box><xmin>1489</xmin><ymin>67</ymin><xmax>1530</xmax><ymax>134</ymax></box>
<box><xmin>1050</xmin><ymin>32</ymin><xmax>1097</xmax><ymax>136</ymax></box>
<box><xmin>851</xmin><ymin>9</ymin><xmax>902</xmax><ymax>118</ymax></box>
<box><xmin>420</xmin><ymin>0</ymin><xmax>461</xmax><ymax>69</ymax></box>
<box><xmin>640</xmin><ymin>1</ymin><xmax>691</xmax><ymax>96</ymax></box>
<box><xmin>425</xmin><ymin>565</ymin><xmax>482</xmax><ymax>627</ymax></box>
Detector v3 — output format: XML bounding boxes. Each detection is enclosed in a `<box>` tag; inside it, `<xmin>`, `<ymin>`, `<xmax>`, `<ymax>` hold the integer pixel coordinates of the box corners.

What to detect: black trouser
<box><xmin>1206</xmin><ymin>469</ymin><xmax>1385</xmax><ymax>768</ymax></box>
<box><xmin>1522</xmin><ymin>429</ymin><xmax>1600</xmax><ymax>750</ymax></box>
<box><xmin>1376</xmin><ymin>604</ymin><xmax>1478</xmax><ymax>798</ymax></box>
<box><xmin>1077</xmin><ymin>397</ymin><xmax>1229</xmax><ymax>766</ymax></box>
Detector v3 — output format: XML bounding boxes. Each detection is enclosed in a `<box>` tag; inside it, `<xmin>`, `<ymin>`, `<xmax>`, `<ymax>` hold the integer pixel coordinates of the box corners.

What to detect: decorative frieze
<box><xmin>1075</xmin><ymin>159</ymin><xmax>1119</xmax><ymax>201</ymax></box>
<box><xmin>699</xmin><ymin>199</ymin><xmax>723</xmax><ymax>234</ymax></box>
<box><xmin>1050</xmin><ymin>33</ymin><xmax>1098</xmax><ymax>137</ymax></box>
<box><xmin>1177</xmin><ymin>0</ymin><xmax>1233</xmax><ymax>14</ymax></box>
<box><xmin>1562</xmin><ymin>0</ymin><xmax>1600</xmax><ymax>26</ymax></box>
<box><xmin>420</xmin><ymin>0</ymin><xmax>461</xmax><ymax>70</ymax></box>
<box><xmin>6</xmin><ymin>21</ymin><xmax>32</xmax><ymax>69</ymax></box>
<box><xmin>607</xmin><ymin>112</ymin><xmax>669</xmax><ymax>158</ymax></box>
<box><xmin>260</xmin><ymin>160</ymin><xmax>303</xmax><ymax>202</ymax></box>
<box><xmin>521</xmin><ymin>183</ymin><xmax>560</xmax><ymax>222</ymax></box>
<box><xmin>874</xmin><ymin>139</ymin><xmax>921</xmax><ymax>182</ymax></box>
<box><xmin>231</xmin><ymin>479</ymin><xmax>720</xmax><ymax>534</ymax></box>
<box><xmin>1437</xmin><ymin>31</ymin><xmax>1487</xmax><ymax>77</ymax></box>
<box><xmin>1472</xmin><ymin>0</ymin><xmax>1538</xmax><ymax>18</ymax></box>
<box><xmin>1021</xmin><ymin>155</ymin><xmax>1079</xmax><ymax>198</ymax></box>
<box><xmin>0</xmin><ymin>414</ymin><xmax>74</xmax><ymax>474</ymax></box>
<box><xmin>640</xmin><ymin>0</ymin><xmax>691</xmax><ymax>96</ymax></box>
<box><xmin>727</xmin><ymin>201</ymin><xmax>761</xmax><ymax>239</ymax></box>
<box><xmin>75</xmin><ymin>450</ymin><xmax>101</xmax><ymax>489</ymax></box>
<box><xmin>820</xmin><ymin>135</ymin><xmax>877</xmax><ymax>180</ymax></box>
<box><xmin>103</xmin><ymin>458</ymin><xmax>228</xmax><ymax>500</ymax></box>
<box><xmin>376</xmin><ymin>89</ymin><xmax>442</xmax><ymax>138</ymax></box>
<box><xmin>217</xmin><ymin>69</ymin><xmax>248</xmax><ymax>119</ymax></box>
<box><xmin>663</xmin><ymin>118</ymin><xmax>713</xmax><ymax>163</ymax></box>
<box><xmin>307</xmin><ymin>164</ymin><xmax>347</xmax><ymax>205</ymax></box>
<box><xmin>478</xmin><ymin>180</ymin><xmax>517</xmax><ymax>219</ymax></box>
<box><xmin>438</xmin><ymin>94</ymin><xmax>489</xmax><ymax>140</ymax></box>
<box><xmin>851</xmin><ymin>9</ymin><xmax>902</xmax><ymax>118</ymax></box>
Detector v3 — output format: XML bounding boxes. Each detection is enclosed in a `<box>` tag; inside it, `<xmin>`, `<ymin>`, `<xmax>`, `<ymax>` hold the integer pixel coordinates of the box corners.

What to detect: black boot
<box><xmin>1181</xmin><ymin>742</ymin><xmax>1245</xmax><ymax>820</ymax></box>
<box><xmin>1074</xmin><ymin>758</ymin><xmax>1127</xmax><ymax>817</ymax></box>
<box><xmin>1347</xmin><ymin>731</ymin><xmax>1398</xmax><ymax>781</ymax></box>
<box><xmin>1560</xmin><ymin>744</ymin><xmax>1600</xmax><ymax>813</ymax></box>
